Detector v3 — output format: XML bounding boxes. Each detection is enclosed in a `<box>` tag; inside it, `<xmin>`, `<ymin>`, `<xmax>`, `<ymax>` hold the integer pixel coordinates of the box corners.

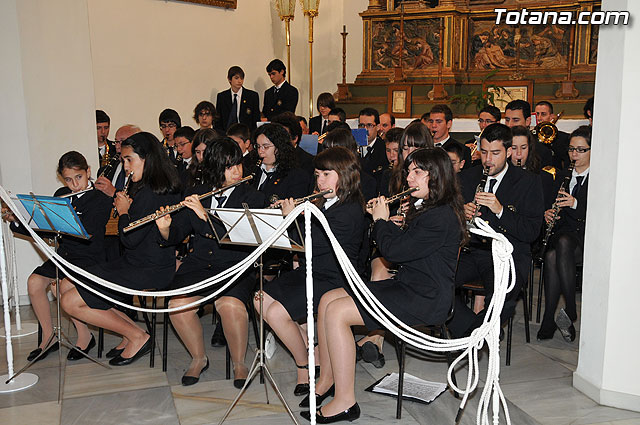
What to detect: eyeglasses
<box><xmin>256</xmin><ymin>144</ymin><xmax>274</xmax><ymax>151</ymax></box>
<box><xmin>478</xmin><ymin>119</ymin><xmax>496</xmax><ymax>125</ymax></box>
<box><xmin>176</xmin><ymin>141</ymin><xmax>191</xmax><ymax>148</ymax></box>
<box><xmin>160</xmin><ymin>123</ymin><xmax>177</xmax><ymax>129</ymax></box>
<box><xmin>567</xmin><ymin>147</ymin><xmax>591</xmax><ymax>153</ymax></box>
<box><xmin>358</xmin><ymin>123</ymin><xmax>376</xmax><ymax>129</ymax></box>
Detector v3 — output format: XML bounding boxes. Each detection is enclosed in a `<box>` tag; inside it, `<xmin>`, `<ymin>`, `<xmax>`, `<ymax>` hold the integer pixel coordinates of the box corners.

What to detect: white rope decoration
<box><xmin>1</xmin><ymin>184</ymin><xmax>513</xmax><ymax>424</ymax></box>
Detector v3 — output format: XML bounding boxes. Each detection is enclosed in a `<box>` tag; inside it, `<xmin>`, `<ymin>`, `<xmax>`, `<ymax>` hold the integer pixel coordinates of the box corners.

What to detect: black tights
<box><xmin>541</xmin><ymin>233</ymin><xmax>582</xmax><ymax>331</ymax></box>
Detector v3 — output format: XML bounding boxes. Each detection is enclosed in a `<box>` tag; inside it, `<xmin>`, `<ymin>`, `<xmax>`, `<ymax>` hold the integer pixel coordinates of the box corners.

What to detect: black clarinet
<box><xmin>538</xmin><ymin>160</ymin><xmax>575</xmax><ymax>259</ymax></box>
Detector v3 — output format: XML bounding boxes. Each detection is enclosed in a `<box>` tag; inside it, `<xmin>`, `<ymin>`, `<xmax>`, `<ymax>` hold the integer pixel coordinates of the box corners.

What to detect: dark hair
<box><xmin>325</xmin><ymin>121</ymin><xmax>351</xmax><ymax>134</ymax></box>
<box><xmin>510</xmin><ymin>126</ymin><xmax>540</xmax><ymax>172</ymax></box>
<box><xmin>505</xmin><ymin>99</ymin><xmax>531</xmax><ymax>120</ymax></box>
<box><xmin>570</xmin><ymin>125</ymin><xmax>592</xmax><ymax>146</ymax></box>
<box><xmin>323</xmin><ymin>128</ymin><xmax>357</xmax><ymax>153</ymax></box>
<box><xmin>328</xmin><ymin>108</ymin><xmax>346</xmax><ymax>122</ymax></box>
<box><xmin>57</xmin><ymin>151</ymin><xmax>89</xmax><ymax>175</ymax></box>
<box><xmin>381</xmin><ymin>112</ymin><xmax>396</xmax><ymax>126</ymax></box>
<box><xmin>298</xmin><ymin>116</ymin><xmax>308</xmax><ymax>126</ymax></box>
<box><xmin>403</xmin><ymin>148</ymin><xmax>467</xmax><ymax>243</ymax></box>
<box><xmin>193</xmin><ymin>100</ymin><xmax>216</xmax><ymax>123</ymax></box>
<box><xmin>583</xmin><ymin>97</ymin><xmax>594</xmax><ymax>120</ymax></box>
<box><xmin>479</xmin><ymin>105</ymin><xmax>501</xmax><ymax>122</ymax></box>
<box><xmin>312</xmin><ymin>146</ymin><xmax>364</xmax><ymax>210</ymax></box>
<box><xmin>390</xmin><ymin>122</ymin><xmax>434</xmax><ymax>195</ymax></box>
<box><xmin>120</xmin><ymin>132</ymin><xmax>181</xmax><ymax>195</ymax></box>
<box><xmin>189</xmin><ymin>128</ymin><xmax>220</xmax><ymax>185</ymax></box>
<box><xmin>480</xmin><ymin>123</ymin><xmax>512</xmax><ymax>150</ymax></box>
<box><xmin>271</xmin><ymin>112</ymin><xmax>302</xmax><ymax>145</ymax></box>
<box><xmin>266</xmin><ymin>59</ymin><xmax>286</xmax><ymax>77</ymax></box>
<box><xmin>226</xmin><ymin>123</ymin><xmax>250</xmax><ymax>141</ymax></box>
<box><xmin>174</xmin><ymin>126</ymin><xmax>195</xmax><ymax>142</ymax></box>
<box><xmin>443</xmin><ymin>141</ymin><xmax>465</xmax><ymax>162</ymax></box>
<box><xmin>429</xmin><ymin>104</ymin><xmax>453</xmax><ymax>122</ymax></box>
<box><xmin>159</xmin><ymin>108</ymin><xmax>181</xmax><ymax>127</ymax></box>
<box><xmin>227</xmin><ymin>65</ymin><xmax>245</xmax><ymax>80</ymax></box>
<box><xmin>358</xmin><ymin>107</ymin><xmax>380</xmax><ymax>125</ymax></box>
<box><xmin>202</xmin><ymin>137</ymin><xmax>243</xmax><ymax>188</ymax></box>
<box><xmin>96</xmin><ymin>110</ymin><xmax>110</xmax><ymax>124</ymax></box>
<box><xmin>317</xmin><ymin>92</ymin><xmax>336</xmax><ymax>110</ymax></box>
<box><xmin>420</xmin><ymin>112</ymin><xmax>430</xmax><ymax>121</ymax></box>
<box><xmin>254</xmin><ymin>123</ymin><xmax>296</xmax><ymax>174</ymax></box>
<box><xmin>534</xmin><ymin>100</ymin><xmax>554</xmax><ymax>114</ymax></box>
<box><xmin>385</xmin><ymin>127</ymin><xmax>404</xmax><ymax>143</ymax></box>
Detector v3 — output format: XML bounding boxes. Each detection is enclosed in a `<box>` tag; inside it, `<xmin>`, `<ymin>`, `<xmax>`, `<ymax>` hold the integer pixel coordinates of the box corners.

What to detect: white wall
<box><xmin>87</xmin><ymin>0</ymin><xmax>368</xmax><ymax>137</ymax></box>
<box><xmin>573</xmin><ymin>0</ymin><xmax>640</xmax><ymax>412</ymax></box>
<box><xmin>1</xmin><ymin>0</ymin><xmax>98</xmax><ymax>303</ymax></box>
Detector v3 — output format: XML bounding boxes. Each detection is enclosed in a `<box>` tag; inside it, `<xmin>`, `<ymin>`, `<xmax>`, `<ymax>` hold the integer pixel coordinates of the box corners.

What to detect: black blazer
<box><xmin>216</xmin><ymin>88</ymin><xmax>261</xmax><ymax>131</ymax></box>
<box><xmin>295</xmin><ymin>145</ymin><xmax>315</xmax><ymax>175</ymax></box>
<box><xmin>440</xmin><ymin>137</ymin><xmax>472</xmax><ymax>169</ymax></box>
<box><xmin>252</xmin><ymin>166</ymin><xmax>311</xmax><ymax>207</ymax></box>
<box><xmin>117</xmin><ymin>186</ymin><xmax>181</xmax><ymax>268</ymax></box>
<box><xmin>536</xmin><ymin>142</ymin><xmax>554</xmax><ymax>169</ymax></box>
<box><xmin>262</xmin><ymin>81</ymin><xmax>298</xmax><ymax>121</ymax></box>
<box><xmin>553</xmin><ymin>170</ymin><xmax>589</xmax><ymax>242</ymax></box>
<box><xmin>362</xmin><ymin>137</ymin><xmax>389</xmax><ymax>176</ymax></box>
<box><xmin>460</xmin><ymin>164</ymin><xmax>545</xmax><ymax>262</ymax></box>
<box><xmin>372</xmin><ymin>205</ymin><xmax>461</xmax><ymax>325</ymax></box>
<box><xmin>11</xmin><ymin>186</ymin><xmax>113</xmax><ymax>265</ymax></box>
<box><xmin>309</xmin><ymin>115</ymin><xmax>329</xmax><ymax>135</ymax></box>
<box><xmin>162</xmin><ymin>183</ymin><xmax>265</xmax><ymax>272</ymax></box>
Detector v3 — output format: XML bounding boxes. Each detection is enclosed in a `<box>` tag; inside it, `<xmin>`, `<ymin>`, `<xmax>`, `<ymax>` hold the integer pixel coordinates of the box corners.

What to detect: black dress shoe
<box><xmin>300</xmin><ymin>403</ymin><xmax>360</xmax><ymax>423</ymax></box>
<box><xmin>105</xmin><ymin>347</ymin><xmax>125</xmax><ymax>358</ymax></box>
<box><xmin>27</xmin><ymin>341</ymin><xmax>59</xmax><ymax>362</ymax></box>
<box><xmin>233</xmin><ymin>378</ymin><xmax>246</xmax><ymax>389</ymax></box>
<box><xmin>361</xmin><ymin>341</ymin><xmax>385</xmax><ymax>368</ymax></box>
<box><xmin>299</xmin><ymin>385</ymin><xmax>335</xmax><ymax>407</ymax></box>
<box><xmin>294</xmin><ymin>383</ymin><xmax>310</xmax><ymax>396</ymax></box>
<box><xmin>210</xmin><ymin>323</ymin><xmax>227</xmax><ymax>347</ymax></box>
<box><xmin>109</xmin><ymin>337</ymin><xmax>152</xmax><ymax>366</ymax></box>
<box><xmin>67</xmin><ymin>335</ymin><xmax>96</xmax><ymax>361</ymax></box>
<box><xmin>181</xmin><ymin>358</ymin><xmax>209</xmax><ymax>386</ymax></box>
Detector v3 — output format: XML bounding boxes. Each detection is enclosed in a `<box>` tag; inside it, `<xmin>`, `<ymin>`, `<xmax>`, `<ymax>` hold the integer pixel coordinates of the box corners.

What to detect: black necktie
<box><xmin>571</xmin><ymin>176</ymin><xmax>584</xmax><ymax>196</ymax></box>
<box><xmin>259</xmin><ymin>170</ymin><xmax>274</xmax><ymax>190</ymax></box>
<box><xmin>228</xmin><ymin>93</ymin><xmax>238</xmax><ymax>127</ymax></box>
<box><xmin>214</xmin><ymin>195</ymin><xmax>227</xmax><ymax>208</ymax></box>
<box><xmin>115</xmin><ymin>169</ymin><xmax>126</xmax><ymax>190</ymax></box>
<box><xmin>488</xmin><ymin>178</ymin><xmax>497</xmax><ymax>193</ymax></box>
<box><xmin>321</xmin><ymin>119</ymin><xmax>327</xmax><ymax>134</ymax></box>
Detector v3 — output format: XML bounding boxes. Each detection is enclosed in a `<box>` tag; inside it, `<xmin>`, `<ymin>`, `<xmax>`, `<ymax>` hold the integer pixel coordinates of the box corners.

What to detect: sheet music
<box><xmin>371</xmin><ymin>372</ymin><xmax>446</xmax><ymax>403</ymax></box>
<box><xmin>216</xmin><ymin>208</ymin><xmax>293</xmax><ymax>249</ymax></box>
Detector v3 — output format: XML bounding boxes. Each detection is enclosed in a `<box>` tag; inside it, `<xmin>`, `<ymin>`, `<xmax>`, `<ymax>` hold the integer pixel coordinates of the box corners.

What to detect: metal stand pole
<box><xmin>218</xmin><ymin>255</ymin><xmax>299</xmax><ymax>424</ymax></box>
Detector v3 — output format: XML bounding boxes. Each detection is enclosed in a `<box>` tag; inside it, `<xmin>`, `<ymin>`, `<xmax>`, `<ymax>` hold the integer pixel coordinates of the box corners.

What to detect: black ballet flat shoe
<box><xmin>294</xmin><ymin>363</ymin><xmax>311</xmax><ymax>396</ymax></box>
<box><xmin>555</xmin><ymin>309</ymin><xmax>576</xmax><ymax>343</ymax></box>
<box><xmin>105</xmin><ymin>347</ymin><xmax>125</xmax><ymax>358</ymax></box>
<box><xmin>181</xmin><ymin>358</ymin><xmax>209</xmax><ymax>386</ymax></box>
<box><xmin>536</xmin><ymin>328</ymin><xmax>555</xmax><ymax>341</ymax></box>
<box><xmin>355</xmin><ymin>344</ymin><xmax>363</xmax><ymax>362</ymax></box>
<box><xmin>109</xmin><ymin>337</ymin><xmax>152</xmax><ymax>366</ymax></box>
<box><xmin>361</xmin><ymin>341</ymin><xmax>385</xmax><ymax>368</ymax></box>
<box><xmin>210</xmin><ymin>323</ymin><xmax>227</xmax><ymax>347</ymax></box>
<box><xmin>299</xmin><ymin>385</ymin><xmax>335</xmax><ymax>408</ymax></box>
<box><xmin>67</xmin><ymin>335</ymin><xmax>96</xmax><ymax>361</ymax></box>
<box><xmin>27</xmin><ymin>341</ymin><xmax>59</xmax><ymax>362</ymax></box>
<box><xmin>300</xmin><ymin>403</ymin><xmax>361</xmax><ymax>423</ymax></box>
<box><xmin>233</xmin><ymin>378</ymin><xmax>246</xmax><ymax>389</ymax></box>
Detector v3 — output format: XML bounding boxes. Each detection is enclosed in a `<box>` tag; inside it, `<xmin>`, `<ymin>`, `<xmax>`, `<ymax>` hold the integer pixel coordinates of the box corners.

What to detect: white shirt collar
<box><xmin>573</xmin><ymin>167</ymin><xmax>590</xmax><ymax>178</ymax></box>
<box><xmin>275</xmin><ymin>81</ymin><xmax>285</xmax><ymax>90</ymax></box>
<box><xmin>323</xmin><ymin>196</ymin><xmax>339</xmax><ymax>210</ymax></box>
<box><xmin>435</xmin><ymin>135</ymin><xmax>450</xmax><ymax>147</ymax></box>
<box><xmin>484</xmin><ymin>162</ymin><xmax>509</xmax><ymax>193</ymax></box>
<box><xmin>210</xmin><ymin>186</ymin><xmax>236</xmax><ymax>209</ymax></box>
<box><xmin>231</xmin><ymin>86</ymin><xmax>243</xmax><ymax>100</ymax></box>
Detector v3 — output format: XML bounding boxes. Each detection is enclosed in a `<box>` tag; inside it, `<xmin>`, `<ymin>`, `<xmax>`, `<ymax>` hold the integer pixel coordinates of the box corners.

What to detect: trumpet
<box><xmin>267</xmin><ymin>189</ymin><xmax>333</xmax><ymax>209</ymax></box>
<box><xmin>113</xmin><ymin>171</ymin><xmax>134</xmax><ymax>219</ymax></box>
<box><xmin>539</xmin><ymin>160</ymin><xmax>575</xmax><ymax>258</ymax></box>
<box><xmin>122</xmin><ymin>175</ymin><xmax>253</xmax><ymax>233</ymax></box>
<box><xmin>366</xmin><ymin>187</ymin><xmax>418</xmax><ymax>209</ymax></box>
<box><xmin>468</xmin><ymin>167</ymin><xmax>490</xmax><ymax>225</ymax></box>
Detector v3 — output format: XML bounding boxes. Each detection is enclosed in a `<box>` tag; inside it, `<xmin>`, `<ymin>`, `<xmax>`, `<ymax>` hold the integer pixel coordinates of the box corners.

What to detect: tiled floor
<box><xmin>1</xmin><ymin>287</ymin><xmax>640</xmax><ymax>425</ymax></box>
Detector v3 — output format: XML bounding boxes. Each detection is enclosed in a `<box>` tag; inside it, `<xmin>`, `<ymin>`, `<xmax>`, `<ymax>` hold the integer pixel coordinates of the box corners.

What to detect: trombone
<box><xmin>532</xmin><ymin>110</ymin><xmax>564</xmax><ymax>145</ymax></box>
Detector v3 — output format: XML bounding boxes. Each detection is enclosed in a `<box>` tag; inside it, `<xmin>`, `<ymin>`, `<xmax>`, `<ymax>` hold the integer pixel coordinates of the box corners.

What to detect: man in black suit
<box><xmin>358</xmin><ymin>107</ymin><xmax>388</xmax><ymax>176</ymax></box>
<box><xmin>216</xmin><ymin>66</ymin><xmax>260</xmax><ymax>131</ymax></box>
<box><xmin>534</xmin><ymin>100</ymin><xmax>570</xmax><ymax>170</ymax></box>
<box><xmin>504</xmin><ymin>100</ymin><xmax>554</xmax><ymax>168</ymax></box>
<box><xmin>174</xmin><ymin>126</ymin><xmax>196</xmax><ymax>188</ymax></box>
<box><xmin>262</xmin><ymin>59</ymin><xmax>298</xmax><ymax>121</ymax></box>
<box><xmin>449</xmin><ymin>123</ymin><xmax>544</xmax><ymax>337</ymax></box>
<box><xmin>96</xmin><ymin>110</ymin><xmax>115</xmax><ymax>168</ymax></box>
<box><xmin>271</xmin><ymin>112</ymin><xmax>314</xmax><ymax>175</ymax></box>
<box><xmin>308</xmin><ymin>92</ymin><xmax>335</xmax><ymax>135</ymax></box>
<box><xmin>159</xmin><ymin>108</ymin><xmax>181</xmax><ymax>165</ymax></box>
<box><xmin>427</xmin><ymin>104</ymin><xmax>472</xmax><ymax>168</ymax></box>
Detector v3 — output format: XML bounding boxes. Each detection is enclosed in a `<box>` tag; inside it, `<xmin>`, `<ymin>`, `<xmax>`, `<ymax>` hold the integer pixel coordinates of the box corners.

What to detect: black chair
<box><xmin>137</xmin><ymin>294</ymin><xmax>167</xmax><ymax>369</ymax></box>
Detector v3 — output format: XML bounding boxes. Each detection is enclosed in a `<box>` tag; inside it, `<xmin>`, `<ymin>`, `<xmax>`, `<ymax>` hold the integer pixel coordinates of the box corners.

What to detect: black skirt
<box><xmin>170</xmin><ymin>262</ymin><xmax>256</xmax><ymax>303</ymax></box>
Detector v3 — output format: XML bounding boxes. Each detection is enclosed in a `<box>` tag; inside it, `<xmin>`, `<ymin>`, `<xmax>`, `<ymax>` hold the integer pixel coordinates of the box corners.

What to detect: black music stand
<box><xmin>210</xmin><ymin>204</ymin><xmax>304</xmax><ymax>425</ymax></box>
<box><xmin>6</xmin><ymin>192</ymin><xmax>110</xmax><ymax>401</ymax></box>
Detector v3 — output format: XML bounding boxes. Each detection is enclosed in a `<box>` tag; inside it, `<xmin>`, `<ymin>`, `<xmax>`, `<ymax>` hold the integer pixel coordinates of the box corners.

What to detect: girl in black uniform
<box><xmin>301</xmin><ymin>148</ymin><xmax>465</xmax><ymax>423</ymax></box>
<box><xmin>258</xmin><ymin>146</ymin><xmax>366</xmax><ymax>398</ymax></box>
<box><xmin>155</xmin><ymin>138</ymin><xmax>264</xmax><ymax>387</ymax></box>
<box><xmin>60</xmin><ymin>132</ymin><xmax>182</xmax><ymax>366</ymax></box>
<box><xmin>4</xmin><ymin>151</ymin><xmax>112</xmax><ymax>362</ymax></box>
<box><xmin>537</xmin><ymin>126</ymin><xmax>592</xmax><ymax>342</ymax></box>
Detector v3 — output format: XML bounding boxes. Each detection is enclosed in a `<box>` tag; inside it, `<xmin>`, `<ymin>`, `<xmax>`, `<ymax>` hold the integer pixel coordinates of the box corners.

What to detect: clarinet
<box><xmin>98</xmin><ymin>152</ymin><xmax>121</xmax><ymax>180</ymax></box>
<box><xmin>468</xmin><ymin>167</ymin><xmax>490</xmax><ymax>226</ymax></box>
<box><xmin>113</xmin><ymin>171</ymin><xmax>134</xmax><ymax>218</ymax></box>
<box><xmin>538</xmin><ymin>160</ymin><xmax>576</xmax><ymax>258</ymax></box>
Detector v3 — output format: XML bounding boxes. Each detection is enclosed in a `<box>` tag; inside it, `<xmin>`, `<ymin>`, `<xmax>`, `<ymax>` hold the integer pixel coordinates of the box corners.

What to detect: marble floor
<box><xmin>1</xmin><ymin>288</ymin><xmax>640</xmax><ymax>425</ymax></box>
